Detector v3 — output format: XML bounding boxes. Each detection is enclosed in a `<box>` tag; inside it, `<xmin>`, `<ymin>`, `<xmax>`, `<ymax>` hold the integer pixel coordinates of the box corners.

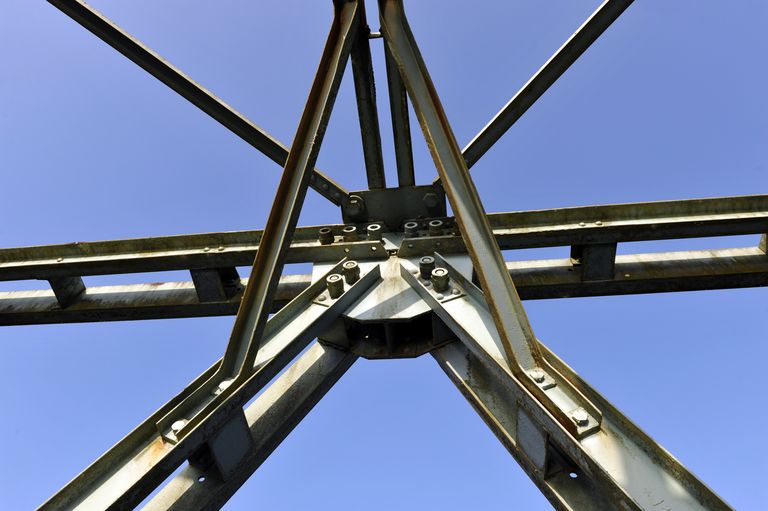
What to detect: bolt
<box><xmin>422</xmin><ymin>192</ymin><xmax>440</xmax><ymax>209</ymax></box>
<box><xmin>342</xmin><ymin>260</ymin><xmax>360</xmax><ymax>284</ymax></box>
<box><xmin>428</xmin><ymin>219</ymin><xmax>444</xmax><ymax>236</ymax></box>
<box><xmin>342</xmin><ymin>225</ymin><xmax>358</xmax><ymax>242</ymax></box>
<box><xmin>431</xmin><ymin>267</ymin><xmax>450</xmax><ymax>292</ymax></box>
<box><xmin>366</xmin><ymin>223</ymin><xmax>382</xmax><ymax>241</ymax></box>
<box><xmin>318</xmin><ymin>227</ymin><xmax>334</xmax><ymax>245</ymax></box>
<box><xmin>345</xmin><ymin>194</ymin><xmax>366</xmax><ymax>219</ymax></box>
<box><xmin>529</xmin><ymin>368</ymin><xmax>546</xmax><ymax>383</ymax></box>
<box><xmin>326</xmin><ymin>273</ymin><xmax>344</xmax><ymax>299</ymax></box>
<box><xmin>217</xmin><ymin>378</ymin><xmax>234</xmax><ymax>393</ymax></box>
<box><xmin>419</xmin><ymin>255</ymin><xmax>436</xmax><ymax>279</ymax></box>
<box><xmin>571</xmin><ymin>408</ymin><xmax>590</xmax><ymax>427</ymax></box>
<box><xmin>403</xmin><ymin>221</ymin><xmax>419</xmax><ymax>236</ymax></box>
<box><xmin>171</xmin><ymin>419</ymin><xmax>188</xmax><ymax>435</ymax></box>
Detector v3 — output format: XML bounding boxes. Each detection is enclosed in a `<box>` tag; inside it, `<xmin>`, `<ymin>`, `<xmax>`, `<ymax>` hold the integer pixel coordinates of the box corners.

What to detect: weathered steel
<box><xmin>47</xmin><ymin>0</ymin><xmax>348</xmax><ymax>205</ymax></box>
<box><xmin>350</xmin><ymin>2</ymin><xmax>387</xmax><ymax>189</ymax></box>
<box><xmin>384</xmin><ymin>44</ymin><xmax>415</xmax><ymax>187</ymax></box>
<box><xmin>380</xmin><ymin>0</ymin><xmax>543</xmax><ymax>374</ymax></box>
<box><xmin>7</xmin><ymin>1</ymin><xmax>756</xmax><ymax>509</ymax></box>
<box><xmin>163</xmin><ymin>0</ymin><xmax>361</xmax><ymax>444</ymax></box>
<box><xmin>3</xmin><ymin>247</ymin><xmax>766</xmax><ymax>326</ymax></box>
<box><xmin>433</xmin><ymin>339</ymin><xmax>732</xmax><ymax>510</ymax></box>
<box><xmin>2</xmin><ymin>195</ymin><xmax>762</xmax><ymax>282</ymax></box>
<box><xmin>143</xmin><ymin>342</ymin><xmax>356</xmax><ymax>511</ymax></box>
<box><xmin>461</xmin><ymin>0</ymin><xmax>635</xmax><ymax>169</ymax></box>
<box><xmin>39</xmin><ymin>259</ymin><xmax>379</xmax><ymax>510</ymax></box>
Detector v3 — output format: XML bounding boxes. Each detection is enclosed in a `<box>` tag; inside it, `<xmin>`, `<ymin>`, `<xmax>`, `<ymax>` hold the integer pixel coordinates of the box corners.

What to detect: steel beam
<box><xmin>350</xmin><ymin>3</ymin><xmax>387</xmax><ymax>189</ymax></box>
<box><xmin>461</xmin><ymin>0</ymin><xmax>635</xmax><ymax>169</ymax></box>
<box><xmin>384</xmin><ymin>45</ymin><xmax>415</xmax><ymax>187</ymax></box>
<box><xmin>143</xmin><ymin>342</ymin><xmax>356</xmax><ymax>511</ymax></box>
<box><xmin>433</xmin><ymin>339</ymin><xmax>731</xmax><ymax>510</ymax></box>
<box><xmin>47</xmin><ymin>0</ymin><xmax>348</xmax><ymax>205</ymax></box>
<box><xmin>2</xmin><ymin>247</ymin><xmax>766</xmax><ymax>326</ymax></box>
<box><xmin>158</xmin><ymin>0</ymin><xmax>360</xmax><ymax>445</ymax></box>
<box><xmin>380</xmin><ymin>0</ymin><xmax>542</xmax><ymax>374</ymax></box>
<box><xmin>1</xmin><ymin>195</ymin><xmax>762</xmax><ymax>283</ymax></box>
<box><xmin>39</xmin><ymin>259</ymin><xmax>378</xmax><ymax>510</ymax></box>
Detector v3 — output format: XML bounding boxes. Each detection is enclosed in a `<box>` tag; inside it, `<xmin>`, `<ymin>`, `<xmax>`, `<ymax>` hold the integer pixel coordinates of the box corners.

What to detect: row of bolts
<box><xmin>317</xmin><ymin>219</ymin><xmax>448</xmax><ymax>245</ymax></box>
<box><xmin>324</xmin><ymin>255</ymin><xmax>451</xmax><ymax>300</ymax></box>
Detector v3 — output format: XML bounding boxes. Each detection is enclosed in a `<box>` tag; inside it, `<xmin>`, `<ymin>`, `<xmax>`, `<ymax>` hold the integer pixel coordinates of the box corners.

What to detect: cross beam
<box><xmin>5</xmin><ymin>0</ymin><xmax>753</xmax><ymax>509</ymax></box>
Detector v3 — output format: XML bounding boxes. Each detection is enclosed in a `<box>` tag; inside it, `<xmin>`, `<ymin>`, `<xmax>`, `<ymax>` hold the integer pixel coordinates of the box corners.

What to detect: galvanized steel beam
<box><xmin>47</xmin><ymin>0</ymin><xmax>348</xmax><ymax>205</ymax></box>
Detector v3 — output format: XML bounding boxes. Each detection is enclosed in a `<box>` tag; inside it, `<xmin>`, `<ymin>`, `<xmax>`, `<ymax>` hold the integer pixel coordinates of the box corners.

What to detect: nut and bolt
<box><xmin>171</xmin><ymin>419</ymin><xmax>188</xmax><ymax>436</ymax></box>
<box><xmin>326</xmin><ymin>273</ymin><xmax>344</xmax><ymax>299</ymax></box>
<box><xmin>366</xmin><ymin>223</ymin><xmax>382</xmax><ymax>241</ymax></box>
<box><xmin>419</xmin><ymin>255</ymin><xmax>436</xmax><ymax>279</ymax></box>
<box><xmin>318</xmin><ymin>227</ymin><xmax>334</xmax><ymax>245</ymax></box>
<box><xmin>345</xmin><ymin>194</ymin><xmax>366</xmax><ymax>218</ymax></box>
<box><xmin>428</xmin><ymin>219</ymin><xmax>444</xmax><ymax>236</ymax></box>
<box><xmin>217</xmin><ymin>378</ymin><xmax>234</xmax><ymax>394</ymax></box>
<box><xmin>571</xmin><ymin>408</ymin><xmax>590</xmax><ymax>427</ymax></box>
<box><xmin>431</xmin><ymin>267</ymin><xmax>450</xmax><ymax>292</ymax></box>
<box><xmin>342</xmin><ymin>225</ymin><xmax>358</xmax><ymax>242</ymax></box>
<box><xmin>529</xmin><ymin>368</ymin><xmax>546</xmax><ymax>383</ymax></box>
<box><xmin>342</xmin><ymin>260</ymin><xmax>360</xmax><ymax>284</ymax></box>
<box><xmin>403</xmin><ymin>221</ymin><xmax>419</xmax><ymax>236</ymax></box>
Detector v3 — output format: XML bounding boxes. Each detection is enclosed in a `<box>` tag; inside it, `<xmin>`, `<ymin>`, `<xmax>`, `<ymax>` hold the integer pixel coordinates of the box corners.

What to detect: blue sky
<box><xmin>1</xmin><ymin>1</ymin><xmax>766</xmax><ymax>509</ymax></box>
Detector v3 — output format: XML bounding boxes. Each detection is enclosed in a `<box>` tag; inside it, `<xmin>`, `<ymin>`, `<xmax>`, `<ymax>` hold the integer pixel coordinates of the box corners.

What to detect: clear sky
<box><xmin>1</xmin><ymin>1</ymin><xmax>766</xmax><ymax>509</ymax></box>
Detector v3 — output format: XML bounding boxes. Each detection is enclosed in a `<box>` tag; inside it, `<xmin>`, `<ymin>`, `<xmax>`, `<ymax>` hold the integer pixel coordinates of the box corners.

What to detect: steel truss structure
<box><xmin>7</xmin><ymin>0</ymin><xmax>760</xmax><ymax>509</ymax></box>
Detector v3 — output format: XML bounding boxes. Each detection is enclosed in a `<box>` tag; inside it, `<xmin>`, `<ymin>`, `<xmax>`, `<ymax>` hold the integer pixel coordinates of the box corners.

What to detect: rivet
<box><xmin>595</xmin><ymin>220</ymin><xmax>603</xmax><ymax>226</ymax></box>
<box><xmin>217</xmin><ymin>246</ymin><xmax>225</xmax><ymax>251</ymax></box>
<box><xmin>203</xmin><ymin>247</ymin><xmax>210</xmax><ymax>252</ymax></box>
<box><xmin>217</xmin><ymin>379</ymin><xmax>234</xmax><ymax>393</ymax></box>
<box><xmin>56</xmin><ymin>257</ymin><xmax>63</xmax><ymax>262</ymax></box>
<box><xmin>407</xmin><ymin>243</ymin><xmax>414</xmax><ymax>249</ymax></box>
<box><xmin>371</xmin><ymin>246</ymin><xmax>377</xmax><ymax>251</ymax></box>
<box><xmin>578</xmin><ymin>222</ymin><xmax>586</xmax><ymax>227</ymax></box>
<box><xmin>624</xmin><ymin>273</ymin><xmax>631</xmax><ymax>278</ymax></box>
<box><xmin>451</xmin><ymin>288</ymin><xmax>460</xmax><ymax>295</ymax></box>
<box><xmin>318</xmin><ymin>295</ymin><xmax>326</xmax><ymax>301</ymax></box>
<box><xmin>435</xmin><ymin>293</ymin><xmax>444</xmax><ymax>300</ymax></box>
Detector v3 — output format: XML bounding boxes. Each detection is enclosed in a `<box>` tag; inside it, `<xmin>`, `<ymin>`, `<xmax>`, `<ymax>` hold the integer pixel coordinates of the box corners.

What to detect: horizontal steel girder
<box><xmin>0</xmin><ymin>195</ymin><xmax>763</xmax><ymax>281</ymax></box>
<box><xmin>2</xmin><ymin>247</ymin><xmax>766</xmax><ymax>326</ymax></box>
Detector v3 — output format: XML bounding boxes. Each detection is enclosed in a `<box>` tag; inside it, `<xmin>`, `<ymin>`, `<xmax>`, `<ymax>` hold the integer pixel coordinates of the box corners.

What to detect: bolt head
<box><xmin>529</xmin><ymin>368</ymin><xmax>546</xmax><ymax>383</ymax></box>
<box><xmin>571</xmin><ymin>408</ymin><xmax>590</xmax><ymax>427</ymax></box>
<box><xmin>171</xmin><ymin>419</ymin><xmax>187</xmax><ymax>434</ymax></box>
